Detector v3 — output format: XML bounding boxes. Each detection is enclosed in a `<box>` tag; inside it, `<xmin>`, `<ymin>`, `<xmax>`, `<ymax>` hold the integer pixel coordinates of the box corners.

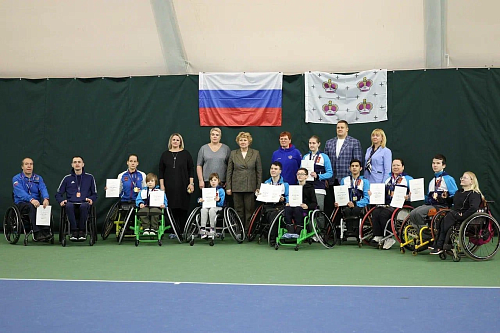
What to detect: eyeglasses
<box><xmin>296</xmin><ymin>173</ymin><xmax>307</xmax><ymax>176</ymax></box>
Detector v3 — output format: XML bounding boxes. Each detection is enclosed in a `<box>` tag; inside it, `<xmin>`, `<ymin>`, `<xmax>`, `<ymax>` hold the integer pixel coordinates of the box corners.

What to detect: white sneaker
<box><xmin>383</xmin><ymin>238</ymin><xmax>396</xmax><ymax>250</ymax></box>
<box><xmin>372</xmin><ymin>236</ymin><xmax>382</xmax><ymax>243</ymax></box>
<box><xmin>143</xmin><ymin>229</ymin><xmax>150</xmax><ymax>236</ymax></box>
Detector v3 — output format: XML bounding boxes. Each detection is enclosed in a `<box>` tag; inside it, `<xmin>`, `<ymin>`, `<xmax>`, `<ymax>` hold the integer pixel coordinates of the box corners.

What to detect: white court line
<box><xmin>0</xmin><ymin>277</ymin><xmax>499</xmax><ymax>289</ymax></box>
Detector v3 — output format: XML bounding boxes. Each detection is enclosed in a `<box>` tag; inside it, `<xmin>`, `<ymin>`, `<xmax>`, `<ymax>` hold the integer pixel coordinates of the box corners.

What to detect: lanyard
<box><xmin>23</xmin><ymin>174</ymin><xmax>34</xmax><ymax>195</ymax></box>
<box><xmin>435</xmin><ymin>176</ymin><xmax>442</xmax><ymax>189</ymax></box>
<box><xmin>76</xmin><ymin>174</ymin><xmax>82</xmax><ymax>193</ymax></box>
<box><xmin>350</xmin><ymin>176</ymin><xmax>361</xmax><ymax>197</ymax></box>
<box><xmin>128</xmin><ymin>171</ymin><xmax>138</xmax><ymax>188</ymax></box>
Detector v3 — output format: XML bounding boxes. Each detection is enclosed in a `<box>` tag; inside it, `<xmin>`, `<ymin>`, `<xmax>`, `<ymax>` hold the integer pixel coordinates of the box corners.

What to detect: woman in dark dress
<box><xmin>159</xmin><ymin>133</ymin><xmax>194</xmax><ymax>235</ymax></box>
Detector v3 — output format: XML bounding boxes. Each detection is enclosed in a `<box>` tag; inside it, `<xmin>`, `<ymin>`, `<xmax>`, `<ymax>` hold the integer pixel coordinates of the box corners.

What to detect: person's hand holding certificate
<box><xmin>149</xmin><ymin>190</ymin><xmax>165</xmax><ymax>208</ymax></box>
<box><xmin>390</xmin><ymin>186</ymin><xmax>406</xmax><ymax>208</ymax></box>
<box><xmin>202</xmin><ymin>188</ymin><xmax>216</xmax><ymax>208</ymax></box>
<box><xmin>106</xmin><ymin>179</ymin><xmax>120</xmax><ymax>198</ymax></box>
<box><xmin>288</xmin><ymin>185</ymin><xmax>303</xmax><ymax>207</ymax></box>
<box><xmin>334</xmin><ymin>185</ymin><xmax>349</xmax><ymax>206</ymax></box>
<box><xmin>36</xmin><ymin>205</ymin><xmax>51</xmax><ymax>226</ymax></box>
<box><xmin>409</xmin><ymin>178</ymin><xmax>424</xmax><ymax>202</ymax></box>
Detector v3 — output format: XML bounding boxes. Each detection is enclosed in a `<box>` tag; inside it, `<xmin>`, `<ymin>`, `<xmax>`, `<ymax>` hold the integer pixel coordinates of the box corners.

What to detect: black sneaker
<box><xmin>430</xmin><ymin>248</ymin><xmax>443</xmax><ymax>255</ymax></box>
<box><xmin>42</xmin><ymin>229</ymin><xmax>52</xmax><ymax>239</ymax></box>
<box><xmin>78</xmin><ymin>231</ymin><xmax>86</xmax><ymax>241</ymax></box>
<box><xmin>70</xmin><ymin>232</ymin><xmax>78</xmax><ymax>241</ymax></box>
<box><xmin>34</xmin><ymin>231</ymin><xmax>44</xmax><ymax>241</ymax></box>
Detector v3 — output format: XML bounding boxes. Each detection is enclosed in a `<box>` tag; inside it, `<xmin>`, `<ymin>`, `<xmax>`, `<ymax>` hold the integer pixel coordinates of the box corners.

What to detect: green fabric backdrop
<box><xmin>1</xmin><ymin>68</ymin><xmax>499</xmax><ymax>225</ymax></box>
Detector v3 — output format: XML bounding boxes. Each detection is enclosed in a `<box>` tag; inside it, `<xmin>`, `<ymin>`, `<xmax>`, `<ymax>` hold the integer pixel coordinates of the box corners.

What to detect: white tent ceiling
<box><xmin>0</xmin><ymin>0</ymin><xmax>498</xmax><ymax>78</ymax></box>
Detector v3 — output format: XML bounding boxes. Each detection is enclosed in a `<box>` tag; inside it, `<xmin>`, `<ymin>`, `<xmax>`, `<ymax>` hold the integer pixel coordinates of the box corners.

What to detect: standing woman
<box><xmin>196</xmin><ymin>127</ymin><xmax>231</xmax><ymax>189</ymax></box>
<box><xmin>226</xmin><ymin>132</ymin><xmax>262</xmax><ymax>231</ymax></box>
<box><xmin>159</xmin><ymin>133</ymin><xmax>195</xmax><ymax>235</ymax></box>
<box><xmin>364</xmin><ymin>128</ymin><xmax>392</xmax><ymax>184</ymax></box>
<box><xmin>302</xmin><ymin>135</ymin><xmax>333</xmax><ymax>211</ymax></box>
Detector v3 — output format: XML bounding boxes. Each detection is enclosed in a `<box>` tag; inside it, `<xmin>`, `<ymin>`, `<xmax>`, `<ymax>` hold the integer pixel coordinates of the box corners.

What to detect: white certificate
<box><xmin>257</xmin><ymin>183</ymin><xmax>281</xmax><ymax>203</ymax></box>
<box><xmin>409</xmin><ymin>178</ymin><xmax>425</xmax><ymax>202</ymax></box>
<box><xmin>300</xmin><ymin>160</ymin><xmax>315</xmax><ymax>181</ymax></box>
<box><xmin>288</xmin><ymin>185</ymin><xmax>303</xmax><ymax>207</ymax></box>
<box><xmin>149</xmin><ymin>190</ymin><xmax>165</xmax><ymax>207</ymax></box>
<box><xmin>202</xmin><ymin>188</ymin><xmax>216</xmax><ymax>208</ymax></box>
<box><xmin>36</xmin><ymin>205</ymin><xmax>51</xmax><ymax>226</ymax></box>
<box><xmin>106</xmin><ymin>179</ymin><xmax>120</xmax><ymax>198</ymax></box>
<box><xmin>334</xmin><ymin>185</ymin><xmax>350</xmax><ymax>207</ymax></box>
<box><xmin>390</xmin><ymin>186</ymin><xmax>406</xmax><ymax>208</ymax></box>
<box><xmin>369</xmin><ymin>183</ymin><xmax>386</xmax><ymax>205</ymax></box>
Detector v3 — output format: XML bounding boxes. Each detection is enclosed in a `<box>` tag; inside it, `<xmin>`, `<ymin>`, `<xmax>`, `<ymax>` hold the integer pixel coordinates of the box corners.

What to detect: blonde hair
<box><xmin>235</xmin><ymin>132</ymin><xmax>253</xmax><ymax>145</ymax></box>
<box><xmin>210</xmin><ymin>127</ymin><xmax>222</xmax><ymax>137</ymax></box>
<box><xmin>463</xmin><ymin>171</ymin><xmax>482</xmax><ymax>194</ymax></box>
<box><xmin>371</xmin><ymin>128</ymin><xmax>387</xmax><ymax>148</ymax></box>
<box><xmin>168</xmin><ymin>133</ymin><xmax>185</xmax><ymax>150</ymax></box>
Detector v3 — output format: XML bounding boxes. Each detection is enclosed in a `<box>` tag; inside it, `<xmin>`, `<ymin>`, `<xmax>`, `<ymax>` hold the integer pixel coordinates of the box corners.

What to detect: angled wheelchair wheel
<box><xmin>3</xmin><ymin>206</ymin><xmax>21</xmax><ymax>244</ymax></box>
<box><xmin>118</xmin><ymin>214</ymin><xmax>133</xmax><ymax>245</ymax></box>
<box><xmin>399</xmin><ymin>215</ymin><xmax>417</xmax><ymax>252</ymax></box>
<box><xmin>267</xmin><ymin>210</ymin><xmax>284</xmax><ymax>247</ymax></box>
<box><xmin>311</xmin><ymin>210</ymin><xmax>336</xmax><ymax>249</ymax></box>
<box><xmin>430</xmin><ymin>209</ymin><xmax>450</xmax><ymax>241</ymax></box>
<box><xmin>101</xmin><ymin>201</ymin><xmax>120</xmax><ymax>240</ymax></box>
<box><xmin>165</xmin><ymin>209</ymin><xmax>182</xmax><ymax>243</ymax></box>
<box><xmin>391</xmin><ymin>205</ymin><xmax>413</xmax><ymax>243</ymax></box>
<box><xmin>359</xmin><ymin>206</ymin><xmax>375</xmax><ymax>245</ymax></box>
<box><xmin>247</xmin><ymin>204</ymin><xmax>263</xmax><ymax>242</ymax></box>
<box><xmin>460</xmin><ymin>213</ymin><xmax>500</xmax><ymax>261</ymax></box>
<box><xmin>184</xmin><ymin>207</ymin><xmax>201</xmax><ymax>242</ymax></box>
<box><xmin>225</xmin><ymin>207</ymin><xmax>245</xmax><ymax>243</ymax></box>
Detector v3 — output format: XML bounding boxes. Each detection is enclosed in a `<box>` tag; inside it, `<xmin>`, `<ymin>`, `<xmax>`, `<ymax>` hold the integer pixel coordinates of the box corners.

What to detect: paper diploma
<box><xmin>390</xmin><ymin>186</ymin><xmax>406</xmax><ymax>208</ymax></box>
<box><xmin>300</xmin><ymin>160</ymin><xmax>315</xmax><ymax>181</ymax></box>
<box><xmin>334</xmin><ymin>185</ymin><xmax>350</xmax><ymax>207</ymax></box>
<box><xmin>202</xmin><ymin>188</ymin><xmax>216</xmax><ymax>208</ymax></box>
<box><xmin>149</xmin><ymin>190</ymin><xmax>165</xmax><ymax>207</ymax></box>
<box><xmin>409</xmin><ymin>178</ymin><xmax>425</xmax><ymax>202</ymax></box>
<box><xmin>257</xmin><ymin>183</ymin><xmax>281</xmax><ymax>203</ymax></box>
<box><xmin>36</xmin><ymin>205</ymin><xmax>51</xmax><ymax>226</ymax></box>
<box><xmin>106</xmin><ymin>179</ymin><xmax>120</xmax><ymax>198</ymax></box>
<box><xmin>369</xmin><ymin>183</ymin><xmax>386</xmax><ymax>205</ymax></box>
<box><xmin>288</xmin><ymin>185</ymin><xmax>303</xmax><ymax>207</ymax></box>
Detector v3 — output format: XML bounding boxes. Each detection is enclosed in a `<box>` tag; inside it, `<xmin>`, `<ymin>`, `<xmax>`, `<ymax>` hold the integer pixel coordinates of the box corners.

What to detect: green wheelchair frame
<box><xmin>268</xmin><ymin>208</ymin><xmax>336</xmax><ymax>251</ymax></box>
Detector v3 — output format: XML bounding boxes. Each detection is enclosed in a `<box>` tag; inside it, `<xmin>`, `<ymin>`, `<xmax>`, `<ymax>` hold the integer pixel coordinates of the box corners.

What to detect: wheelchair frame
<box><xmin>330</xmin><ymin>206</ymin><xmax>369</xmax><ymax>246</ymax></box>
<box><xmin>399</xmin><ymin>208</ymin><xmax>448</xmax><ymax>255</ymax></box>
<box><xmin>101</xmin><ymin>201</ymin><xmax>135</xmax><ymax>241</ymax></box>
<box><xmin>359</xmin><ymin>205</ymin><xmax>413</xmax><ymax>248</ymax></box>
<box><xmin>184</xmin><ymin>206</ymin><xmax>245</xmax><ymax>246</ymax></box>
<box><xmin>59</xmin><ymin>204</ymin><xmax>97</xmax><ymax>247</ymax></box>
<box><xmin>247</xmin><ymin>203</ymin><xmax>284</xmax><ymax>244</ymax></box>
<box><xmin>3</xmin><ymin>204</ymin><xmax>55</xmax><ymax>246</ymax></box>
<box><xmin>268</xmin><ymin>208</ymin><xmax>336</xmax><ymax>251</ymax></box>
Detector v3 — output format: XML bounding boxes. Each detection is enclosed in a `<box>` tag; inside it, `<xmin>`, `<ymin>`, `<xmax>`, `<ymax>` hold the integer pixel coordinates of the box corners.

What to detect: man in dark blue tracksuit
<box><xmin>55</xmin><ymin>156</ymin><xmax>97</xmax><ymax>241</ymax></box>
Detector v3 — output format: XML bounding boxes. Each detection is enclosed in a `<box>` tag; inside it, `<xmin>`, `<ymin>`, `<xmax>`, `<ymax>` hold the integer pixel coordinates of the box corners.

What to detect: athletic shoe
<box><xmin>430</xmin><ymin>248</ymin><xmax>444</xmax><ymax>255</ymax></box>
<box><xmin>78</xmin><ymin>231</ymin><xmax>86</xmax><ymax>241</ymax></box>
<box><xmin>143</xmin><ymin>229</ymin><xmax>150</xmax><ymax>236</ymax></box>
<box><xmin>169</xmin><ymin>234</ymin><xmax>177</xmax><ymax>239</ymax></box>
<box><xmin>70</xmin><ymin>232</ymin><xmax>78</xmax><ymax>241</ymax></box>
<box><xmin>33</xmin><ymin>231</ymin><xmax>44</xmax><ymax>241</ymax></box>
<box><xmin>383</xmin><ymin>238</ymin><xmax>396</xmax><ymax>250</ymax></box>
<box><xmin>201</xmin><ymin>233</ymin><xmax>208</xmax><ymax>239</ymax></box>
<box><xmin>149</xmin><ymin>230</ymin><xmax>157</xmax><ymax>235</ymax></box>
<box><xmin>290</xmin><ymin>233</ymin><xmax>299</xmax><ymax>239</ymax></box>
<box><xmin>282</xmin><ymin>233</ymin><xmax>292</xmax><ymax>239</ymax></box>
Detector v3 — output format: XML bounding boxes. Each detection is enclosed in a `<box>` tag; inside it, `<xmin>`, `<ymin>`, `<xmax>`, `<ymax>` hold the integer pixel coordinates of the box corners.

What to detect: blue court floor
<box><xmin>0</xmin><ymin>279</ymin><xmax>498</xmax><ymax>332</ymax></box>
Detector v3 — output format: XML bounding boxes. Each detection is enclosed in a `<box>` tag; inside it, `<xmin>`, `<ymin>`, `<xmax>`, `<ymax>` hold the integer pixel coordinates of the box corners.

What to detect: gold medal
<box><xmin>76</xmin><ymin>192</ymin><xmax>81</xmax><ymax>198</ymax></box>
<box><xmin>134</xmin><ymin>187</ymin><xmax>140</xmax><ymax>193</ymax></box>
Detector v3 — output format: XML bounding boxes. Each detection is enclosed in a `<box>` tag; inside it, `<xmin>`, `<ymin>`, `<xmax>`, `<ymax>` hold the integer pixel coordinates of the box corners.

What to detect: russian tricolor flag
<box><xmin>199</xmin><ymin>72</ymin><xmax>283</xmax><ymax>126</ymax></box>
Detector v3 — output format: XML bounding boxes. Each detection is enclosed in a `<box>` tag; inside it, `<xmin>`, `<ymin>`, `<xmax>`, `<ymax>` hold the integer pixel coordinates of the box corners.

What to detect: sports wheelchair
<box><xmin>247</xmin><ymin>203</ymin><xmax>285</xmax><ymax>244</ymax></box>
<box><xmin>359</xmin><ymin>205</ymin><xmax>413</xmax><ymax>249</ymax></box>
<box><xmin>267</xmin><ymin>208</ymin><xmax>336</xmax><ymax>251</ymax></box>
<box><xmin>431</xmin><ymin>202</ymin><xmax>500</xmax><ymax>262</ymax></box>
<box><xmin>3</xmin><ymin>203</ymin><xmax>55</xmax><ymax>246</ymax></box>
<box><xmin>183</xmin><ymin>206</ymin><xmax>245</xmax><ymax>246</ymax></box>
<box><xmin>330</xmin><ymin>206</ymin><xmax>369</xmax><ymax>246</ymax></box>
<box><xmin>59</xmin><ymin>204</ymin><xmax>97</xmax><ymax>247</ymax></box>
<box><xmin>101</xmin><ymin>201</ymin><xmax>135</xmax><ymax>241</ymax></box>
<box><xmin>399</xmin><ymin>207</ymin><xmax>445</xmax><ymax>255</ymax></box>
<box><xmin>118</xmin><ymin>207</ymin><xmax>181</xmax><ymax>245</ymax></box>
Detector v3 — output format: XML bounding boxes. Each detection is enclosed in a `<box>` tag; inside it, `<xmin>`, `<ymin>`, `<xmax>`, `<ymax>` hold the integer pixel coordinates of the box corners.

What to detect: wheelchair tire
<box><xmin>459</xmin><ymin>213</ymin><xmax>500</xmax><ymax>261</ymax></box>
<box><xmin>399</xmin><ymin>216</ymin><xmax>417</xmax><ymax>252</ymax></box>
<box><xmin>165</xmin><ymin>209</ymin><xmax>182</xmax><ymax>243</ymax></box>
<box><xmin>3</xmin><ymin>206</ymin><xmax>21</xmax><ymax>245</ymax></box>
<box><xmin>391</xmin><ymin>205</ymin><xmax>413</xmax><ymax>243</ymax></box>
<box><xmin>184</xmin><ymin>207</ymin><xmax>201</xmax><ymax>243</ymax></box>
<box><xmin>311</xmin><ymin>210</ymin><xmax>336</xmax><ymax>249</ymax></box>
<box><xmin>359</xmin><ymin>207</ymin><xmax>375</xmax><ymax>245</ymax></box>
<box><xmin>102</xmin><ymin>201</ymin><xmax>119</xmax><ymax>240</ymax></box>
<box><xmin>429</xmin><ymin>209</ymin><xmax>450</xmax><ymax>241</ymax></box>
<box><xmin>247</xmin><ymin>204</ymin><xmax>263</xmax><ymax>242</ymax></box>
<box><xmin>224</xmin><ymin>207</ymin><xmax>245</xmax><ymax>243</ymax></box>
<box><xmin>267</xmin><ymin>210</ymin><xmax>284</xmax><ymax>247</ymax></box>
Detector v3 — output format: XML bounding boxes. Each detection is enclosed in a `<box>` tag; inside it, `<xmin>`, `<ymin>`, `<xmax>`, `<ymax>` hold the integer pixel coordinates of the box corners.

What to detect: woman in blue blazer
<box><xmin>364</xmin><ymin>128</ymin><xmax>392</xmax><ymax>184</ymax></box>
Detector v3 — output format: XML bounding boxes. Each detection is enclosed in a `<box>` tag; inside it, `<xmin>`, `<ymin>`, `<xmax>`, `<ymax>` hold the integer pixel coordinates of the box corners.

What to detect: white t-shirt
<box><xmin>336</xmin><ymin>138</ymin><xmax>345</xmax><ymax>157</ymax></box>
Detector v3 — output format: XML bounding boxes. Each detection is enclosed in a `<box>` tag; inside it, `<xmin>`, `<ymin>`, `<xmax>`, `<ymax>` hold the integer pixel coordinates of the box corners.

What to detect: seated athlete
<box><xmin>336</xmin><ymin>158</ymin><xmax>369</xmax><ymax>219</ymax></box>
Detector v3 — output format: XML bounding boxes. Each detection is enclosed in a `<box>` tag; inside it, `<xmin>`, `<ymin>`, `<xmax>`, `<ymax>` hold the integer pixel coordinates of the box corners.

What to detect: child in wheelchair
<box><xmin>136</xmin><ymin>173</ymin><xmax>167</xmax><ymax>236</ymax></box>
<box><xmin>283</xmin><ymin>167</ymin><xmax>317</xmax><ymax>238</ymax></box>
<box><xmin>197</xmin><ymin>173</ymin><xmax>225</xmax><ymax>240</ymax></box>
